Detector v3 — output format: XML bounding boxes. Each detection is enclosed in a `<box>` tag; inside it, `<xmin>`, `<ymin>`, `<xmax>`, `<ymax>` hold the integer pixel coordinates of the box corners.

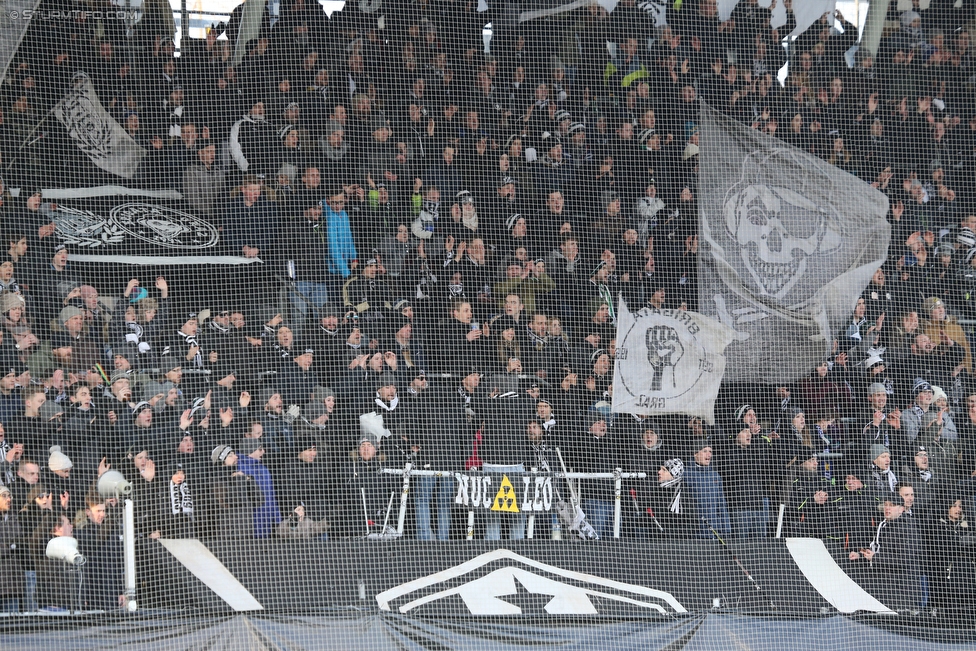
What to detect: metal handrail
<box><xmin>381</xmin><ymin>465</ymin><xmax>647</xmax><ymax>540</ymax></box>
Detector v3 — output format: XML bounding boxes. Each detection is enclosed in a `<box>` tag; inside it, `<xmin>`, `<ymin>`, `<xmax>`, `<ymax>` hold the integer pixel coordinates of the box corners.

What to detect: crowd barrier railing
<box><xmin>381</xmin><ymin>464</ymin><xmax>648</xmax><ymax>540</ymax></box>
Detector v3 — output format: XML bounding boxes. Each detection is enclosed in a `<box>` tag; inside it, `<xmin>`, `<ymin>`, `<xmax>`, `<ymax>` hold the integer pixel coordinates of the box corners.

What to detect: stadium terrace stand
<box><xmin>0</xmin><ymin>0</ymin><xmax>975</xmax><ymax>649</ymax></box>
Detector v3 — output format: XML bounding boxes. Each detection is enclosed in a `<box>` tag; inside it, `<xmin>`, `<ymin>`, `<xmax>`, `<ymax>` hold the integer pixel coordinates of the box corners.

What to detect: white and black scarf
<box><xmin>170</xmin><ymin>480</ymin><xmax>193</xmax><ymax>516</ymax></box>
<box><xmin>458</xmin><ymin>387</ymin><xmax>477</xmax><ymax>421</ymax></box>
<box><xmin>125</xmin><ymin>321</ymin><xmax>145</xmax><ymax>342</ymax></box>
<box><xmin>660</xmin><ymin>475</ymin><xmax>682</xmax><ymax>514</ymax></box>
<box><xmin>208</xmin><ymin>321</ymin><xmax>229</xmax><ymax>335</ymax></box>
<box><xmin>815</xmin><ymin>425</ymin><xmax>832</xmax><ymax>448</ymax></box>
<box><xmin>870</xmin><ymin>519</ymin><xmax>887</xmax><ymax>555</ymax></box>
<box><xmin>177</xmin><ymin>330</ymin><xmax>203</xmax><ymax>367</ymax></box>
<box><xmin>460</xmin><ymin>209</ymin><xmax>478</xmax><ymax>232</ymax></box>
<box><xmin>872</xmin><ymin>464</ymin><xmax>898</xmax><ymax>492</ymax></box>
<box><xmin>274</xmin><ymin>343</ymin><xmax>294</xmax><ymax>363</ymax></box>
<box><xmin>0</xmin><ymin>440</ymin><xmax>13</xmax><ymax>485</ymax></box>
<box><xmin>421</xmin><ymin>200</ymin><xmax>440</xmax><ymax>222</ymax></box>
<box><xmin>375</xmin><ymin>395</ymin><xmax>399</xmax><ymax>412</ymax></box>
<box><xmin>526</xmin><ymin>326</ymin><xmax>547</xmax><ymax>351</ymax></box>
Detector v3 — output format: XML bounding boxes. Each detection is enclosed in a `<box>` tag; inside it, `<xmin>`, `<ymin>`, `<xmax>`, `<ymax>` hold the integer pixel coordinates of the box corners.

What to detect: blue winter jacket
<box><xmin>237</xmin><ymin>456</ymin><xmax>282</xmax><ymax>539</ymax></box>
<box><xmin>322</xmin><ymin>201</ymin><xmax>358</xmax><ymax>277</ymax></box>
<box><xmin>683</xmin><ymin>462</ymin><xmax>732</xmax><ymax>540</ymax></box>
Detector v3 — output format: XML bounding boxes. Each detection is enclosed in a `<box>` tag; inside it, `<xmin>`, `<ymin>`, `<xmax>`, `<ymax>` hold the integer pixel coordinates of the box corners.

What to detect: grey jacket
<box><xmin>183</xmin><ymin>163</ymin><xmax>227</xmax><ymax>220</ymax></box>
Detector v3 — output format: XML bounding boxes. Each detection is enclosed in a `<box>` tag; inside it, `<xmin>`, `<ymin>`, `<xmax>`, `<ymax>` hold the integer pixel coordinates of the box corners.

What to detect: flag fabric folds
<box><xmin>697</xmin><ymin>102</ymin><xmax>890</xmax><ymax>383</ymax></box>
<box><xmin>612</xmin><ymin>299</ymin><xmax>736</xmax><ymax>425</ymax></box>
<box><xmin>54</xmin><ymin>72</ymin><xmax>147</xmax><ymax>179</ymax></box>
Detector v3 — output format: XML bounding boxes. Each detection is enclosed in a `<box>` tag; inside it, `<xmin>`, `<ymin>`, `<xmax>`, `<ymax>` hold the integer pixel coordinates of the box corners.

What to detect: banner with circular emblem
<box><xmin>39</xmin><ymin>187</ymin><xmax>258</xmax><ymax>266</ymax></box>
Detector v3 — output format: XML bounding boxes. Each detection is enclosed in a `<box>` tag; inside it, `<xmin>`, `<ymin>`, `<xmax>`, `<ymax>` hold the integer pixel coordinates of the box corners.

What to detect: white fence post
<box><xmin>613</xmin><ymin>468</ymin><xmax>622</xmax><ymax>539</ymax></box>
<box><xmin>124</xmin><ymin>498</ymin><xmax>137</xmax><ymax>611</ymax></box>
<box><xmin>396</xmin><ymin>462</ymin><xmax>412</xmax><ymax>535</ymax></box>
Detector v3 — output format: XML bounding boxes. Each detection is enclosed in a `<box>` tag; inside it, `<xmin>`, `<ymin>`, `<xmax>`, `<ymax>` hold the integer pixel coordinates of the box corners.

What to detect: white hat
<box><xmin>864</xmin><ymin>353</ymin><xmax>885</xmax><ymax>370</ymax></box>
<box><xmin>48</xmin><ymin>446</ymin><xmax>73</xmax><ymax>472</ymax></box>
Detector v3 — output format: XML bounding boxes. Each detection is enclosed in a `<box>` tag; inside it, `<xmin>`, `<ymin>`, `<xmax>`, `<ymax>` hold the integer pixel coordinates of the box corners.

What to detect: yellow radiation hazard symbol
<box><xmin>490</xmin><ymin>475</ymin><xmax>520</xmax><ymax>513</ymax></box>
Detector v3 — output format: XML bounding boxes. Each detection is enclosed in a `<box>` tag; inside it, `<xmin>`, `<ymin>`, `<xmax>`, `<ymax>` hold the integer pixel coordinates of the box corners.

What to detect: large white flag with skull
<box><xmin>698</xmin><ymin>103</ymin><xmax>891</xmax><ymax>383</ymax></box>
<box><xmin>612</xmin><ymin>299</ymin><xmax>736</xmax><ymax>425</ymax></box>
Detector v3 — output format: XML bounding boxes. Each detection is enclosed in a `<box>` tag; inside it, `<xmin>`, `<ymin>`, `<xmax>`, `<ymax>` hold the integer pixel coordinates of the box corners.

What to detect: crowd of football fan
<box><xmin>0</xmin><ymin>0</ymin><xmax>974</xmax><ymax>616</ymax></box>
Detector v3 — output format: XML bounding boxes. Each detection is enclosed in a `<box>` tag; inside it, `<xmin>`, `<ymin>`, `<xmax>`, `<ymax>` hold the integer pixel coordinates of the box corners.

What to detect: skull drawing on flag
<box><xmin>723</xmin><ymin>149</ymin><xmax>842</xmax><ymax>300</ymax></box>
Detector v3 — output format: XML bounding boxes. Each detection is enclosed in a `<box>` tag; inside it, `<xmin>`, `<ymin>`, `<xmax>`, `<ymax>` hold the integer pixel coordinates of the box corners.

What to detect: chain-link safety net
<box><xmin>0</xmin><ymin>0</ymin><xmax>975</xmax><ymax>649</ymax></box>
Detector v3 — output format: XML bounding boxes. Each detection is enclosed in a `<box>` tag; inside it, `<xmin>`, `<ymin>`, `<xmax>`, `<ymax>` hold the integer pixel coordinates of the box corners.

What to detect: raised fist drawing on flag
<box><xmin>645</xmin><ymin>326</ymin><xmax>684</xmax><ymax>391</ymax></box>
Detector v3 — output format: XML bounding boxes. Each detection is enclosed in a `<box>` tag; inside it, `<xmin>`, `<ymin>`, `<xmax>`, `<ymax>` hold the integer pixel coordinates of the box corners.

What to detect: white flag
<box><xmin>0</xmin><ymin>0</ymin><xmax>42</xmax><ymax>87</ymax></box>
<box><xmin>54</xmin><ymin>72</ymin><xmax>146</xmax><ymax>179</ymax></box>
<box><xmin>717</xmin><ymin>0</ymin><xmax>837</xmax><ymax>38</ymax></box>
<box><xmin>611</xmin><ymin>299</ymin><xmax>735</xmax><ymax>425</ymax></box>
<box><xmin>519</xmin><ymin>0</ymin><xmax>618</xmax><ymax>22</ymax></box>
<box><xmin>697</xmin><ymin>103</ymin><xmax>890</xmax><ymax>383</ymax></box>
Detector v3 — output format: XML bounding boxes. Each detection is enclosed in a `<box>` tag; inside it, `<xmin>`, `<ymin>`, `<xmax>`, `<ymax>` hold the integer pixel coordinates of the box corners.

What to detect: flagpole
<box><xmin>4</xmin><ymin>70</ymin><xmax>90</xmax><ymax>175</ymax></box>
<box><xmin>2</xmin><ymin>103</ymin><xmax>57</xmax><ymax>174</ymax></box>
